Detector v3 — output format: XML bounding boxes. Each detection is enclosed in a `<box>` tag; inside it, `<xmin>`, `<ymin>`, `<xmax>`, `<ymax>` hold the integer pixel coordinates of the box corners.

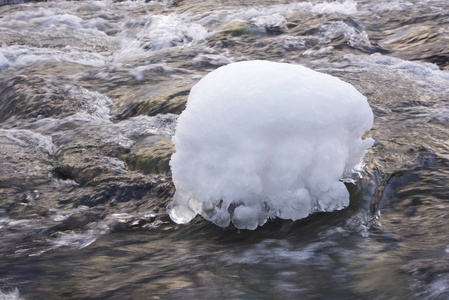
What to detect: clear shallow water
<box><xmin>0</xmin><ymin>0</ymin><xmax>448</xmax><ymax>299</ymax></box>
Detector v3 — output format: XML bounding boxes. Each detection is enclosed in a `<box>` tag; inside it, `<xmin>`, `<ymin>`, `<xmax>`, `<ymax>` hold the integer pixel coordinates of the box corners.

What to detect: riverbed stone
<box><xmin>126</xmin><ymin>136</ymin><xmax>175</xmax><ymax>175</ymax></box>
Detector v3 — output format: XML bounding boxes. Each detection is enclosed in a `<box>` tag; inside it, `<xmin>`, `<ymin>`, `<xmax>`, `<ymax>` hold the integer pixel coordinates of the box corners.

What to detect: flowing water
<box><xmin>0</xmin><ymin>0</ymin><xmax>448</xmax><ymax>299</ymax></box>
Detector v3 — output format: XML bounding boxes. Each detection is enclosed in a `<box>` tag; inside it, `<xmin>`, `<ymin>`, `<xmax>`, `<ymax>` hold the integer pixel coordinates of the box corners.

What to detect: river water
<box><xmin>0</xmin><ymin>0</ymin><xmax>448</xmax><ymax>299</ymax></box>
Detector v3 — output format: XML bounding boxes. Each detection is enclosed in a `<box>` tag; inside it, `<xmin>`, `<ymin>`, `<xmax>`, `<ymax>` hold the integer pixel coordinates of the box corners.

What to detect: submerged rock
<box><xmin>127</xmin><ymin>135</ymin><xmax>175</xmax><ymax>175</ymax></box>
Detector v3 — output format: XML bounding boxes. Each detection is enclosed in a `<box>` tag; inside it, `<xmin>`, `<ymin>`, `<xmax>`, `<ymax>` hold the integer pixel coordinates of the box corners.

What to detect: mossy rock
<box><xmin>0</xmin><ymin>74</ymin><xmax>99</xmax><ymax>123</ymax></box>
<box><xmin>54</xmin><ymin>148</ymin><xmax>127</xmax><ymax>186</ymax></box>
<box><xmin>126</xmin><ymin>137</ymin><xmax>175</xmax><ymax>175</ymax></box>
<box><xmin>207</xmin><ymin>21</ymin><xmax>263</xmax><ymax>43</ymax></box>
<box><xmin>221</xmin><ymin>21</ymin><xmax>255</xmax><ymax>37</ymax></box>
<box><xmin>116</xmin><ymin>89</ymin><xmax>188</xmax><ymax>119</ymax></box>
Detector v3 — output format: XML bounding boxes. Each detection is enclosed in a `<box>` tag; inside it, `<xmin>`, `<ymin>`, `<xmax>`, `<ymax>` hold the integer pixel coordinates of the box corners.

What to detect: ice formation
<box><xmin>168</xmin><ymin>60</ymin><xmax>374</xmax><ymax>230</ymax></box>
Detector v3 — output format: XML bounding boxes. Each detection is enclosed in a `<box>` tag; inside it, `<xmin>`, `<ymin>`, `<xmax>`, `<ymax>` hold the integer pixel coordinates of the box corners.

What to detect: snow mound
<box><xmin>168</xmin><ymin>60</ymin><xmax>373</xmax><ymax>230</ymax></box>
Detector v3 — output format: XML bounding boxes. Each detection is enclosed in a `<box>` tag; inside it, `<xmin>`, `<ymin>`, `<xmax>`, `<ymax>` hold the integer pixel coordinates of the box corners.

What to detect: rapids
<box><xmin>0</xmin><ymin>0</ymin><xmax>448</xmax><ymax>298</ymax></box>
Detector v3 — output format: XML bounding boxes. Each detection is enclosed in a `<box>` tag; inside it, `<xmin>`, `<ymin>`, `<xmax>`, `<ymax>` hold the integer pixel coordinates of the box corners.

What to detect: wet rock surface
<box><xmin>0</xmin><ymin>83</ymin><xmax>177</xmax><ymax>245</ymax></box>
<box><xmin>126</xmin><ymin>135</ymin><xmax>175</xmax><ymax>175</ymax></box>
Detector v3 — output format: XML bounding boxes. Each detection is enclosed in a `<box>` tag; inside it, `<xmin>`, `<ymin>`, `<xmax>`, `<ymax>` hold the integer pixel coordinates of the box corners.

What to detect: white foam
<box><xmin>113</xmin><ymin>13</ymin><xmax>208</xmax><ymax>62</ymax></box>
<box><xmin>425</xmin><ymin>277</ymin><xmax>449</xmax><ymax>299</ymax></box>
<box><xmin>282</xmin><ymin>36</ymin><xmax>310</xmax><ymax>50</ymax></box>
<box><xmin>0</xmin><ymin>45</ymin><xmax>107</xmax><ymax>68</ymax></box>
<box><xmin>311</xmin><ymin>0</ymin><xmax>358</xmax><ymax>15</ymax></box>
<box><xmin>368</xmin><ymin>1</ymin><xmax>414</xmax><ymax>13</ymax></box>
<box><xmin>50</xmin><ymin>206</ymin><xmax>90</xmax><ymax>222</ymax></box>
<box><xmin>199</xmin><ymin>0</ymin><xmax>358</xmax><ymax>27</ymax></box>
<box><xmin>148</xmin><ymin>14</ymin><xmax>209</xmax><ymax>50</ymax></box>
<box><xmin>284</xmin><ymin>20</ymin><xmax>372</xmax><ymax>55</ymax></box>
<box><xmin>146</xmin><ymin>0</ymin><xmax>175</xmax><ymax>6</ymax></box>
<box><xmin>0</xmin><ymin>129</ymin><xmax>55</xmax><ymax>156</ymax></box>
<box><xmin>333</xmin><ymin>53</ymin><xmax>449</xmax><ymax>83</ymax></box>
<box><xmin>12</xmin><ymin>7</ymin><xmax>52</xmax><ymax>21</ymax></box>
<box><xmin>303</xmin><ymin>46</ymin><xmax>334</xmax><ymax>57</ymax></box>
<box><xmin>113</xmin><ymin>0</ymin><xmax>148</xmax><ymax>11</ymax></box>
<box><xmin>0</xmin><ymin>52</ymin><xmax>8</xmax><ymax>69</ymax></box>
<box><xmin>0</xmin><ymin>287</ymin><xmax>22</xmax><ymax>300</ymax></box>
<box><xmin>65</xmin><ymin>87</ymin><xmax>115</xmax><ymax>123</ymax></box>
<box><xmin>319</xmin><ymin>21</ymin><xmax>372</xmax><ymax>49</ymax></box>
<box><xmin>0</xmin><ymin>7</ymin><xmax>111</xmax><ymax>67</ymax></box>
<box><xmin>12</xmin><ymin>7</ymin><xmax>110</xmax><ymax>32</ymax></box>
<box><xmin>98</xmin><ymin>114</ymin><xmax>178</xmax><ymax>148</ymax></box>
<box><xmin>22</xmin><ymin>111</ymin><xmax>177</xmax><ymax>150</ymax></box>
<box><xmin>42</xmin><ymin>211</ymin><xmax>157</xmax><ymax>254</ymax></box>
<box><xmin>168</xmin><ymin>60</ymin><xmax>374</xmax><ymax>229</ymax></box>
<box><xmin>252</xmin><ymin>13</ymin><xmax>287</xmax><ymax>32</ymax></box>
<box><xmin>225</xmin><ymin>239</ymin><xmax>336</xmax><ymax>265</ymax></box>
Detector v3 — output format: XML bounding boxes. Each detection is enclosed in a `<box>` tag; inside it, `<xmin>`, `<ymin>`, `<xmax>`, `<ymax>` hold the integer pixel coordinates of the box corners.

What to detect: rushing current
<box><xmin>0</xmin><ymin>0</ymin><xmax>448</xmax><ymax>299</ymax></box>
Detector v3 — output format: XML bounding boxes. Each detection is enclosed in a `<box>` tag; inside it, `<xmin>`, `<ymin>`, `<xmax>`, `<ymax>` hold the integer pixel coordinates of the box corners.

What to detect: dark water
<box><xmin>0</xmin><ymin>0</ymin><xmax>448</xmax><ymax>299</ymax></box>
